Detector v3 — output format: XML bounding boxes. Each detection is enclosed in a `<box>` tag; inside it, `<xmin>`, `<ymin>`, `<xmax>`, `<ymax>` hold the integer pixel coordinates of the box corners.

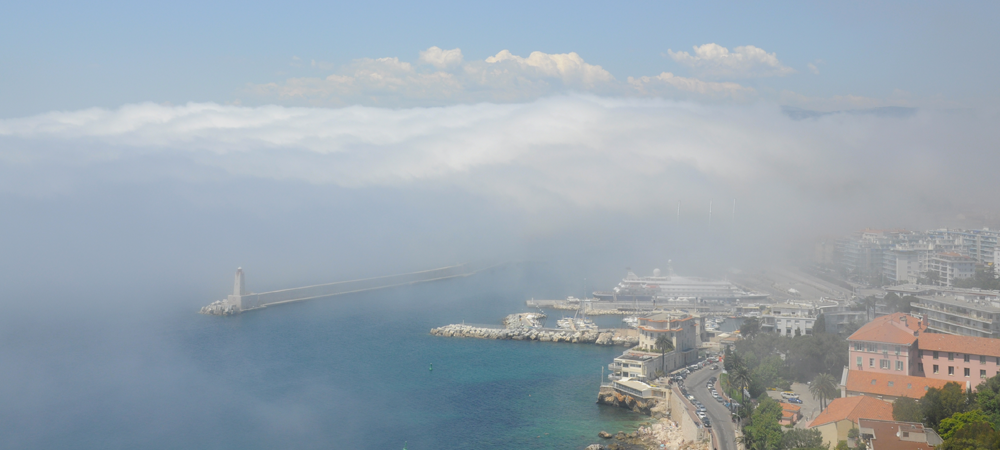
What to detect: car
<box><xmin>787</xmin><ymin>397</ymin><xmax>803</xmax><ymax>404</ymax></box>
<box><xmin>712</xmin><ymin>364</ymin><xmax>719</xmax><ymax>370</ymax></box>
<box><xmin>697</xmin><ymin>412</ymin><xmax>707</xmax><ymax>420</ymax></box>
<box><xmin>780</xmin><ymin>392</ymin><xmax>799</xmax><ymax>399</ymax></box>
<box><xmin>703</xmin><ymin>419</ymin><xmax>712</xmax><ymax>428</ymax></box>
<box><xmin>687</xmin><ymin>395</ymin><xmax>696</xmax><ymax>401</ymax></box>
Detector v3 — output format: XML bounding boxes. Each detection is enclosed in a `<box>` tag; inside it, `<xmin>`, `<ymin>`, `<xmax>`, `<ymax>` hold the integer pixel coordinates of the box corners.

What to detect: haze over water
<box><xmin>1</xmin><ymin>265</ymin><xmax>645</xmax><ymax>450</ymax></box>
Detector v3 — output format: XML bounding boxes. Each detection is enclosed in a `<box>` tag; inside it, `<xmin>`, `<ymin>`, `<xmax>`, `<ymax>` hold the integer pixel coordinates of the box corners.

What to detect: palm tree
<box><xmin>810</xmin><ymin>373</ymin><xmax>838</xmax><ymax>410</ymax></box>
<box><xmin>730</xmin><ymin>360</ymin><xmax>753</xmax><ymax>425</ymax></box>
<box><xmin>655</xmin><ymin>334</ymin><xmax>674</xmax><ymax>374</ymax></box>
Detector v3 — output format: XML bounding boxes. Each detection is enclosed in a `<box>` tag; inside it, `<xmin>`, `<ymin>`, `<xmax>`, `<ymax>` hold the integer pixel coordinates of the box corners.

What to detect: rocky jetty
<box><xmin>199</xmin><ymin>300</ymin><xmax>240</xmax><ymax>316</ymax></box>
<box><xmin>429</xmin><ymin>324</ymin><xmax>638</xmax><ymax>346</ymax></box>
<box><xmin>597</xmin><ymin>389</ymin><xmax>659</xmax><ymax>415</ymax></box>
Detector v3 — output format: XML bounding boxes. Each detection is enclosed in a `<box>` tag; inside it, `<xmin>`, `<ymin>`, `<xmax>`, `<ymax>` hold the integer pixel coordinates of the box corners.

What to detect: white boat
<box><xmin>622</xmin><ymin>316</ymin><xmax>638</xmax><ymax>328</ymax></box>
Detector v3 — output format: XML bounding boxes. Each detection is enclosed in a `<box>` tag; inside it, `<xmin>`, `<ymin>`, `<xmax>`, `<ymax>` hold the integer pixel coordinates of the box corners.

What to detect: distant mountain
<box><xmin>782</xmin><ymin>106</ymin><xmax>918</xmax><ymax>120</ymax></box>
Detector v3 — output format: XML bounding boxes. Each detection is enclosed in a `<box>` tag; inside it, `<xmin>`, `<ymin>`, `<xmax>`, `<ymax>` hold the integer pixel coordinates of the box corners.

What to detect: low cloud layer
<box><xmin>2</xmin><ymin>96</ymin><xmax>996</xmax><ymax>233</ymax></box>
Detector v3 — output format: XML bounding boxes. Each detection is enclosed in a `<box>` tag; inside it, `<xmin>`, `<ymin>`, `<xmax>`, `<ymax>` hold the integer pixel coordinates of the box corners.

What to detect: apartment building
<box><xmin>847</xmin><ymin>313</ymin><xmax>926</xmax><ymax>375</ymax></box>
<box><xmin>925</xmin><ymin>253</ymin><xmax>975</xmax><ymax>287</ymax></box>
<box><xmin>916</xmin><ymin>333</ymin><xmax>1000</xmax><ymax>387</ymax></box>
<box><xmin>912</xmin><ymin>294</ymin><xmax>1000</xmax><ymax>339</ymax></box>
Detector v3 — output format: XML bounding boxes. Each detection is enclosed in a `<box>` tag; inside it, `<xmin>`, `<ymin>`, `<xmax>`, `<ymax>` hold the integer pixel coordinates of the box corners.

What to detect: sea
<box><xmin>1</xmin><ymin>263</ymin><xmax>647</xmax><ymax>450</ymax></box>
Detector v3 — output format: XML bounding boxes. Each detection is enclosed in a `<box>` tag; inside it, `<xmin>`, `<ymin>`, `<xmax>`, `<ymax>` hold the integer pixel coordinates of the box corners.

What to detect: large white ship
<box><xmin>593</xmin><ymin>262</ymin><xmax>768</xmax><ymax>303</ymax></box>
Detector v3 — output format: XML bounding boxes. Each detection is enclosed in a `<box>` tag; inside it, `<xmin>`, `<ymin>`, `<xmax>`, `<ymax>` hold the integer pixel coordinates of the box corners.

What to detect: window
<box><xmin>982</xmin><ymin>370</ymin><xmax>988</xmax><ymax>378</ymax></box>
<box><xmin>918</xmin><ymin>363</ymin><xmax>924</xmax><ymax>372</ymax></box>
<box><xmin>857</xmin><ymin>356</ymin><xmax>863</xmax><ymax>367</ymax></box>
<box><xmin>981</xmin><ymin>355</ymin><xmax>987</xmax><ymax>364</ymax></box>
<box><xmin>896</xmin><ymin>346</ymin><xmax>901</xmax><ymax>356</ymax></box>
<box><xmin>965</xmin><ymin>368</ymin><xmax>970</xmax><ymax>377</ymax></box>
<box><xmin>933</xmin><ymin>365</ymin><xmax>939</xmax><ymax>374</ymax></box>
<box><xmin>888</xmin><ymin>381</ymin><xmax>895</xmax><ymax>387</ymax></box>
<box><xmin>919</xmin><ymin>350</ymin><xmax>924</xmax><ymax>358</ymax></box>
<box><xmin>949</xmin><ymin>352</ymin><xmax>955</xmax><ymax>361</ymax></box>
<box><xmin>881</xmin><ymin>359</ymin><xmax>890</xmax><ymax>369</ymax></box>
<box><xmin>854</xmin><ymin>343</ymin><xmax>862</xmax><ymax>351</ymax></box>
<box><xmin>870</xmin><ymin>358</ymin><xmax>875</xmax><ymax>367</ymax></box>
<box><xmin>949</xmin><ymin>366</ymin><xmax>955</xmax><ymax>375</ymax></box>
<box><xmin>934</xmin><ymin>351</ymin><xmax>939</xmax><ymax>360</ymax></box>
<box><xmin>896</xmin><ymin>361</ymin><xmax>904</xmax><ymax>371</ymax></box>
<box><xmin>964</xmin><ymin>354</ymin><xmax>970</xmax><ymax>363</ymax></box>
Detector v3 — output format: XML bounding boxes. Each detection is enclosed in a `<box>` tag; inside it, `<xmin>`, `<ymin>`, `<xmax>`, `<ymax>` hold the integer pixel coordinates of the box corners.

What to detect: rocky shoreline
<box><xmin>429</xmin><ymin>324</ymin><xmax>639</xmax><ymax>346</ymax></box>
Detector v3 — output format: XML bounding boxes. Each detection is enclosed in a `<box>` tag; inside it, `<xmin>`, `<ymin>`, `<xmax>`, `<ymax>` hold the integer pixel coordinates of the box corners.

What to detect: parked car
<box><xmin>787</xmin><ymin>397</ymin><xmax>803</xmax><ymax>404</ymax></box>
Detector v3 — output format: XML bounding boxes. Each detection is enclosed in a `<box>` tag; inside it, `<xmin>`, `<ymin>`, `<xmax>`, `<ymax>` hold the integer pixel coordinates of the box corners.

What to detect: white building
<box><xmin>926</xmin><ymin>253</ymin><xmax>975</xmax><ymax>287</ymax></box>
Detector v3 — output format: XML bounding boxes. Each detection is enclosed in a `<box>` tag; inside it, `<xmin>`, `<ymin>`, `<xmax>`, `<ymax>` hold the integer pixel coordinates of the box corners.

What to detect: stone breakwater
<box><xmin>429</xmin><ymin>324</ymin><xmax>639</xmax><ymax>346</ymax></box>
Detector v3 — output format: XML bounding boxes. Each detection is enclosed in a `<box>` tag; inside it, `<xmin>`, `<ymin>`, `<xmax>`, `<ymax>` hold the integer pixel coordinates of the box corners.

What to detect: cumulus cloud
<box><xmin>667</xmin><ymin>43</ymin><xmax>796</xmax><ymax>78</ymax></box>
<box><xmin>249</xmin><ymin>47</ymin><xmax>750</xmax><ymax>106</ymax></box>
<box><xmin>418</xmin><ymin>46</ymin><xmax>463</xmax><ymax>69</ymax></box>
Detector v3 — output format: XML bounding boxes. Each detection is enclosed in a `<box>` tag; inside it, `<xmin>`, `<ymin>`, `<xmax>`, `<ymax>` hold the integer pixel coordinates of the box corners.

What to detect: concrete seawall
<box><xmin>201</xmin><ymin>262</ymin><xmax>497</xmax><ymax>316</ymax></box>
<box><xmin>429</xmin><ymin>324</ymin><xmax>639</xmax><ymax>346</ymax></box>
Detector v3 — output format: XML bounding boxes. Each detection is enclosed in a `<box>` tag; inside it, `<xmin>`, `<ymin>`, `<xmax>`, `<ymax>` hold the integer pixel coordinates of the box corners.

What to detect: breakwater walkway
<box><xmin>430</xmin><ymin>324</ymin><xmax>639</xmax><ymax>346</ymax></box>
<box><xmin>201</xmin><ymin>262</ymin><xmax>494</xmax><ymax>316</ymax></box>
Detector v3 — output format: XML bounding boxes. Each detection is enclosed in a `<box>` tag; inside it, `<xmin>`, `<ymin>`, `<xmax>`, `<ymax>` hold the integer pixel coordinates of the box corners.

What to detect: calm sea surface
<box><xmin>2</xmin><ymin>265</ymin><xmax>645</xmax><ymax>449</ymax></box>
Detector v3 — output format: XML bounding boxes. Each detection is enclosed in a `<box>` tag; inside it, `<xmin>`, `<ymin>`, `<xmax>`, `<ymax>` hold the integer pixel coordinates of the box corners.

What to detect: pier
<box><xmin>201</xmin><ymin>262</ymin><xmax>492</xmax><ymax>315</ymax></box>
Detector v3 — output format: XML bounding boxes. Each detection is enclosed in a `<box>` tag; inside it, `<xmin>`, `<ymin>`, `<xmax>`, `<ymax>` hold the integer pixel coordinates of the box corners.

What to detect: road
<box><xmin>685</xmin><ymin>366</ymin><xmax>735</xmax><ymax>450</ymax></box>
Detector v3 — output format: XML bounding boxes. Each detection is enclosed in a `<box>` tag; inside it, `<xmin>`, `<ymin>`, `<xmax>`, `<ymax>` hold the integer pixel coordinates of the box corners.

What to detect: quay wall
<box><xmin>669</xmin><ymin>385</ymin><xmax>702</xmax><ymax>443</ymax></box>
<box><xmin>256</xmin><ymin>264</ymin><xmax>470</xmax><ymax>307</ymax></box>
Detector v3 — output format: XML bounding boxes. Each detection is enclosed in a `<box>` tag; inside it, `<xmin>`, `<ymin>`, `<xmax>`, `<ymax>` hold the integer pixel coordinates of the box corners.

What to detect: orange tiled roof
<box><xmin>845</xmin><ymin>370</ymin><xmax>952</xmax><ymax>399</ymax></box>
<box><xmin>809</xmin><ymin>396</ymin><xmax>894</xmax><ymax>428</ymax></box>
<box><xmin>859</xmin><ymin>419</ymin><xmax>935</xmax><ymax>450</ymax></box>
<box><xmin>918</xmin><ymin>332</ymin><xmax>1000</xmax><ymax>358</ymax></box>
<box><xmin>780</xmin><ymin>402</ymin><xmax>802</xmax><ymax>412</ymax></box>
<box><xmin>847</xmin><ymin>313</ymin><xmax>925</xmax><ymax>345</ymax></box>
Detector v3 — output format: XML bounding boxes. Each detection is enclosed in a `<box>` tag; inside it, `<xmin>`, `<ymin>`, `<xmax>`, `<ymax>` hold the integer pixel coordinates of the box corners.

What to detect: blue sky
<box><xmin>3</xmin><ymin>1</ymin><xmax>998</xmax><ymax>115</ymax></box>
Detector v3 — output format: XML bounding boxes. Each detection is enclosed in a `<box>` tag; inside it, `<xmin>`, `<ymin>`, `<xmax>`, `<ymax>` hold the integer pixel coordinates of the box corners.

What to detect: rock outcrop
<box><xmin>429</xmin><ymin>324</ymin><xmax>638</xmax><ymax>346</ymax></box>
<box><xmin>597</xmin><ymin>389</ymin><xmax>659</xmax><ymax>415</ymax></box>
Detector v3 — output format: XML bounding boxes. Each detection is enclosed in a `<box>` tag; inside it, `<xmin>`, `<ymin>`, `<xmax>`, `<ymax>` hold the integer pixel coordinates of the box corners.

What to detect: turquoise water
<box><xmin>1</xmin><ymin>265</ymin><xmax>645</xmax><ymax>449</ymax></box>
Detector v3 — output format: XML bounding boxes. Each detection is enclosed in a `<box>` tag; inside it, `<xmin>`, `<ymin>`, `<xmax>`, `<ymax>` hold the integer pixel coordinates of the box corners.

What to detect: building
<box><xmin>856</xmin><ymin>418</ymin><xmax>942</xmax><ymax>450</ymax></box>
<box><xmin>847</xmin><ymin>313</ymin><xmax>926</xmax><ymax>375</ymax></box>
<box><xmin>808</xmin><ymin>396</ymin><xmax>894</xmax><ymax>448</ymax></box>
<box><xmin>611</xmin><ymin>378</ymin><xmax>668</xmax><ymax>400</ymax></box>
<box><xmin>610</xmin><ymin>351</ymin><xmax>665</xmax><ymax>381</ymax></box>
<box><xmin>926</xmin><ymin>228</ymin><xmax>1000</xmax><ymax>265</ymax></box>
<box><xmin>636</xmin><ymin>312</ymin><xmax>698</xmax><ymax>361</ymax></box>
<box><xmin>915</xmin><ymin>333</ymin><xmax>1000</xmax><ymax>386</ymax></box>
<box><xmin>926</xmin><ymin>253</ymin><xmax>975</xmax><ymax>287</ymax></box>
<box><xmin>911</xmin><ymin>294</ymin><xmax>1000</xmax><ymax>339</ymax></box>
<box><xmin>841</xmin><ymin>369</ymin><xmax>956</xmax><ymax>402</ymax></box>
<box><xmin>610</xmin><ymin>312</ymin><xmax>699</xmax><ymax>381</ymax></box>
<box><xmin>779</xmin><ymin>402</ymin><xmax>802</xmax><ymax>426</ymax></box>
<box><xmin>760</xmin><ymin>302</ymin><xmax>818</xmax><ymax>337</ymax></box>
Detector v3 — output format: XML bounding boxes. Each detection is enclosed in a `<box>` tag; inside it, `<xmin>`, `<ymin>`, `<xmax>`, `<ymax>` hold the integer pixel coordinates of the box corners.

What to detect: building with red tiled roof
<box><xmin>842</xmin><ymin>369</ymin><xmax>959</xmax><ymax>401</ymax></box>
<box><xmin>808</xmin><ymin>396</ymin><xmax>894</xmax><ymax>448</ymax></box>
<box><xmin>915</xmin><ymin>332</ymin><xmax>1000</xmax><ymax>389</ymax></box>
<box><xmin>857</xmin><ymin>418</ymin><xmax>942</xmax><ymax>450</ymax></box>
<box><xmin>848</xmin><ymin>313</ymin><xmax>927</xmax><ymax>376</ymax></box>
<box><xmin>779</xmin><ymin>402</ymin><xmax>802</xmax><ymax>426</ymax></box>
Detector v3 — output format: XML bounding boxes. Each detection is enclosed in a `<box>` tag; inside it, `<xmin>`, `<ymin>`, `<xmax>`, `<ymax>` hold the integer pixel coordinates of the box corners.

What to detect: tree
<box><xmin>939</xmin><ymin>410</ymin><xmax>992</xmax><ymax>441</ymax></box>
<box><xmin>812</xmin><ymin>313</ymin><xmax>827</xmax><ymax>335</ymax></box>
<box><xmin>743</xmin><ymin>396</ymin><xmax>784</xmax><ymax>450</ymax></box>
<box><xmin>977</xmin><ymin>373</ymin><xmax>1000</xmax><ymax>431</ymax></box>
<box><xmin>922</xmin><ymin>382</ymin><xmax>974</xmax><ymax>429</ymax></box>
<box><xmin>741</xmin><ymin>317</ymin><xmax>762</xmax><ymax>340</ymax></box>
<box><xmin>655</xmin><ymin>334</ymin><xmax>674</xmax><ymax>374</ymax></box>
<box><xmin>938</xmin><ymin>421</ymin><xmax>1000</xmax><ymax>450</ymax></box>
<box><xmin>780</xmin><ymin>428</ymin><xmax>827</xmax><ymax>450</ymax></box>
<box><xmin>892</xmin><ymin>397</ymin><xmax>923</xmax><ymax>423</ymax></box>
<box><xmin>810</xmin><ymin>373</ymin><xmax>838</xmax><ymax>411</ymax></box>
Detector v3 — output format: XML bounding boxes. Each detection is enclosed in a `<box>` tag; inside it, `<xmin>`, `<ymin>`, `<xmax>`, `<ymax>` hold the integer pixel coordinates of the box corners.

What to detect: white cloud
<box><xmin>807</xmin><ymin>63</ymin><xmax>820</xmax><ymax>75</ymax></box>
<box><xmin>2</xmin><ymin>96</ymin><xmax>994</xmax><ymax>227</ymax></box>
<box><xmin>482</xmin><ymin>50</ymin><xmax>614</xmax><ymax>87</ymax></box>
<box><xmin>628</xmin><ymin>72</ymin><xmax>756</xmax><ymax>101</ymax></box>
<box><xmin>418</xmin><ymin>46</ymin><xmax>463</xmax><ymax>69</ymax></box>
<box><xmin>667</xmin><ymin>43</ymin><xmax>796</xmax><ymax>78</ymax></box>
